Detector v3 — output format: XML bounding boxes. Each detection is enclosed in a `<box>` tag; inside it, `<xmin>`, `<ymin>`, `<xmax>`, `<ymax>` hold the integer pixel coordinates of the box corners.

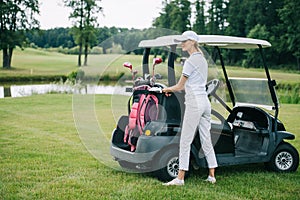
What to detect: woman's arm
<box><xmin>162</xmin><ymin>75</ymin><xmax>188</xmax><ymax>93</ymax></box>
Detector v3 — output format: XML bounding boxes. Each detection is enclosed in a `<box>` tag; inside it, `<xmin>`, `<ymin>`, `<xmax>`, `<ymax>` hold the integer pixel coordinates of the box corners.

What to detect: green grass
<box><xmin>0</xmin><ymin>48</ymin><xmax>146</xmax><ymax>79</ymax></box>
<box><xmin>1</xmin><ymin>48</ymin><xmax>300</xmax><ymax>83</ymax></box>
<box><xmin>0</xmin><ymin>94</ymin><xmax>299</xmax><ymax>199</ymax></box>
<box><xmin>225</xmin><ymin>66</ymin><xmax>300</xmax><ymax>84</ymax></box>
<box><xmin>0</xmin><ymin>48</ymin><xmax>75</xmax><ymax>77</ymax></box>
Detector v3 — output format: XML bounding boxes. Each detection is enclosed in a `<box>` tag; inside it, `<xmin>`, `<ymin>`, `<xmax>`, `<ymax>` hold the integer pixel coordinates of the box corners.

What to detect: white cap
<box><xmin>174</xmin><ymin>31</ymin><xmax>200</xmax><ymax>42</ymax></box>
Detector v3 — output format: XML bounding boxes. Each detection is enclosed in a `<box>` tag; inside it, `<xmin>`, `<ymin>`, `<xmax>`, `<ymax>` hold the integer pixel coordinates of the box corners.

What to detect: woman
<box><xmin>162</xmin><ymin>31</ymin><xmax>218</xmax><ymax>186</ymax></box>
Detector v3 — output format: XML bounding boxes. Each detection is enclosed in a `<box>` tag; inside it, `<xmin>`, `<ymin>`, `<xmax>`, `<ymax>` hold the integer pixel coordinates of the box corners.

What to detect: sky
<box><xmin>38</xmin><ymin>0</ymin><xmax>163</xmax><ymax>29</ymax></box>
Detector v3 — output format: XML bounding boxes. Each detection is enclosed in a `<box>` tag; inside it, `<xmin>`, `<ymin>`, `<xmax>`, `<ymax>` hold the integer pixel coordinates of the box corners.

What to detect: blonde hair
<box><xmin>192</xmin><ymin>40</ymin><xmax>203</xmax><ymax>55</ymax></box>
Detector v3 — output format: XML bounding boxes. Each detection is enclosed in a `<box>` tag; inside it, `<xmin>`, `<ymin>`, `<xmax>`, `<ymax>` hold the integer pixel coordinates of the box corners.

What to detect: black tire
<box><xmin>154</xmin><ymin>148</ymin><xmax>180</xmax><ymax>182</ymax></box>
<box><xmin>265</xmin><ymin>142</ymin><xmax>299</xmax><ymax>172</ymax></box>
<box><xmin>153</xmin><ymin>148</ymin><xmax>193</xmax><ymax>182</ymax></box>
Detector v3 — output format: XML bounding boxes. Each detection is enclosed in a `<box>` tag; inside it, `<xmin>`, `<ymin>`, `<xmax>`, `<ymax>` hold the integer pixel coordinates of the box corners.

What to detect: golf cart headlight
<box><xmin>145</xmin><ymin>129</ymin><xmax>151</xmax><ymax>136</ymax></box>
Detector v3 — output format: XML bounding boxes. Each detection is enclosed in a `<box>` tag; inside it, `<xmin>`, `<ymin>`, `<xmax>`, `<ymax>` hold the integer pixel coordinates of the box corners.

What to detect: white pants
<box><xmin>179</xmin><ymin>95</ymin><xmax>218</xmax><ymax>171</ymax></box>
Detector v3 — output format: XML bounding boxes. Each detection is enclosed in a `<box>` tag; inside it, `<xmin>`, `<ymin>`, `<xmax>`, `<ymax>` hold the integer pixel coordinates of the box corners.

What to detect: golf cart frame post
<box><xmin>258</xmin><ymin>45</ymin><xmax>280</xmax><ymax>132</ymax></box>
<box><xmin>215</xmin><ymin>45</ymin><xmax>279</xmax><ymax>130</ymax></box>
<box><xmin>142</xmin><ymin>45</ymin><xmax>177</xmax><ymax>86</ymax></box>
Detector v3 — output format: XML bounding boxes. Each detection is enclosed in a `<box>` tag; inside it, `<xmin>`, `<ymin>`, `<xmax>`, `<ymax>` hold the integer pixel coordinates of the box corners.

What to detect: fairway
<box><xmin>1</xmin><ymin>48</ymin><xmax>300</xmax><ymax>84</ymax></box>
<box><xmin>0</xmin><ymin>94</ymin><xmax>299</xmax><ymax>199</ymax></box>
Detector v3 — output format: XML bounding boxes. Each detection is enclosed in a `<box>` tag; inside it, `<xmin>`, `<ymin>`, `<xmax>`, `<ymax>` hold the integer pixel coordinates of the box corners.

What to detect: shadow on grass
<box><xmin>110</xmin><ymin>162</ymin><xmax>271</xmax><ymax>181</ymax></box>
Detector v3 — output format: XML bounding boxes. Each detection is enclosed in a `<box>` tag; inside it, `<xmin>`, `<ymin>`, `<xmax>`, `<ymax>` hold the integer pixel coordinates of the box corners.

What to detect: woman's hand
<box><xmin>162</xmin><ymin>75</ymin><xmax>187</xmax><ymax>97</ymax></box>
<box><xmin>162</xmin><ymin>88</ymin><xmax>172</xmax><ymax>97</ymax></box>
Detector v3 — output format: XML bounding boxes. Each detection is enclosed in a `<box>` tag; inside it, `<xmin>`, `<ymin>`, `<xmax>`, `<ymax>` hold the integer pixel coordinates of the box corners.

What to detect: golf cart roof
<box><xmin>138</xmin><ymin>35</ymin><xmax>271</xmax><ymax>49</ymax></box>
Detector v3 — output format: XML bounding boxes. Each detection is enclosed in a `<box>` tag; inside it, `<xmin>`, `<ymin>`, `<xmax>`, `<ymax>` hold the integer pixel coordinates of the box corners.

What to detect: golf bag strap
<box><xmin>123</xmin><ymin>94</ymin><xmax>147</xmax><ymax>143</ymax></box>
<box><xmin>138</xmin><ymin>94</ymin><xmax>159</xmax><ymax>132</ymax></box>
<box><xmin>126</xmin><ymin>85</ymin><xmax>149</xmax><ymax>115</ymax></box>
<box><xmin>127</xmin><ymin>95</ymin><xmax>133</xmax><ymax>115</ymax></box>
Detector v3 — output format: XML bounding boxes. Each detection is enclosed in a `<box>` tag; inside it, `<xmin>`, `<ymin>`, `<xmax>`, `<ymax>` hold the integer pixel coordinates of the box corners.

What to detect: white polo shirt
<box><xmin>182</xmin><ymin>52</ymin><xmax>208</xmax><ymax>98</ymax></box>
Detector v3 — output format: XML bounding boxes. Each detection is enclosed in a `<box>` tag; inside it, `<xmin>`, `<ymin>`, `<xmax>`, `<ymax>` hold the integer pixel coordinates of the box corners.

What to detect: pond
<box><xmin>0</xmin><ymin>83</ymin><xmax>131</xmax><ymax>98</ymax></box>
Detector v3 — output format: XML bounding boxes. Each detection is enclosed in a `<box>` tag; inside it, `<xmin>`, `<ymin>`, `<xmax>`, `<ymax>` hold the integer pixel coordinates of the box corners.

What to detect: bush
<box><xmin>67</xmin><ymin>69</ymin><xmax>85</xmax><ymax>83</ymax></box>
<box><xmin>276</xmin><ymin>82</ymin><xmax>300</xmax><ymax>104</ymax></box>
<box><xmin>90</xmin><ymin>46</ymin><xmax>103</xmax><ymax>54</ymax></box>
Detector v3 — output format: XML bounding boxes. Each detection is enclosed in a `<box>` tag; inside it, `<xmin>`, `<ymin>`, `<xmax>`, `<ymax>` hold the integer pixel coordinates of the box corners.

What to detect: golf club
<box><xmin>151</xmin><ymin>57</ymin><xmax>162</xmax><ymax>85</ymax></box>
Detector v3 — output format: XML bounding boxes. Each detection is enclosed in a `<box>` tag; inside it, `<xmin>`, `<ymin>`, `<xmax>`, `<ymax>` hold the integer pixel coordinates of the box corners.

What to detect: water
<box><xmin>0</xmin><ymin>86</ymin><xmax>4</xmax><ymax>98</ymax></box>
<box><xmin>0</xmin><ymin>84</ymin><xmax>131</xmax><ymax>98</ymax></box>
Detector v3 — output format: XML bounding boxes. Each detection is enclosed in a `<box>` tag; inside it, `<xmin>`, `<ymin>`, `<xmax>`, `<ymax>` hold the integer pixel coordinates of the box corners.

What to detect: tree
<box><xmin>242</xmin><ymin>0</ymin><xmax>291</xmax><ymax>67</ymax></box>
<box><xmin>64</xmin><ymin>0</ymin><xmax>84</xmax><ymax>66</ymax></box>
<box><xmin>224</xmin><ymin>0</ymin><xmax>287</xmax><ymax>67</ymax></box>
<box><xmin>225</xmin><ymin>0</ymin><xmax>246</xmax><ymax>37</ymax></box>
<box><xmin>243</xmin><ymin>24</ymin><xmax>271</xmax><ymax>68</ymax></box>
<box><xmin>97</xmin><ymin>26</ymin><xmax>113</xmax><ymax>54</ymax></box>
<box><xmin>150</xmin><ymin>0</ymin><xmax>300</xmax><ymax>70</ymax></box>
<box><xmin>224</xmin><ymin>0</ymin><xmax>246</xmax><ymax>65</ymax></box>
<box><xmin>170</xmin><ymin>0</ymin><xmax>191</xmax><ymax>32</ymax></box>
<box><xmin>0</xmin><ymin>0</ymin><xmax>39</xmax><ymax>68</ymax></box>
<box><xmin>64</xmin><ymin>0</ymin><xmax>102</xmax><ymax>66</ymax></box>
<box><xmin>26</xmin><ymin>28</ymin><xmax>75</xmax><ymax>48</ymax></box>
<box><xmin>152</xmin><ymin>0</ymin><xmax>172</xmax><ymax>30</ymax></box>
<box><xmin>206</xmin><ymin>0</ymin><xmax>228</xmax><ymax>35</ymax></box>
<box><xmin>277</xmin><ymin>0</ymin><xmax>300</xmax><ymax>70</ymax></box>
<box><xmin>193</xmin><ymin>0</ymin><xmax>206</xmax><ymax>34</ymax></box>
<box><xmin>82</xmin><ymin>0</ymin><xmax>101</xmax><ymax>66</ymax></box>
<box><xmin>153</xmin><ymin>0</ymin><xmax>191</xmax><ymax>33</ymax></box>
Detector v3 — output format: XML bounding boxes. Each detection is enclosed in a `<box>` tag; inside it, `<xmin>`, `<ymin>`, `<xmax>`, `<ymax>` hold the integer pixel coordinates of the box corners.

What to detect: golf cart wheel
<box><xmin>154</xmin><ymin>148</ymin><xmax>179</xmax><ymax>181</ymax></box>
<box><xmin>265</xmin><ymin>142</ymin><xmax>299</xmax><ymax>172</ymax></box>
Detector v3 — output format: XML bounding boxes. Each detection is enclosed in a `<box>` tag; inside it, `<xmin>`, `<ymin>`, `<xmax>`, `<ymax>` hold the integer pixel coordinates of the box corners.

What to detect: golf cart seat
<box><xmin>227</xmin><ymin>106</ymin><xmax>270</xmax><ymax>132</ymax></box>
<box><xmin>226</xmin><ymin>106</ymin><xmax>273</xmax><ymax>155</ymax></box>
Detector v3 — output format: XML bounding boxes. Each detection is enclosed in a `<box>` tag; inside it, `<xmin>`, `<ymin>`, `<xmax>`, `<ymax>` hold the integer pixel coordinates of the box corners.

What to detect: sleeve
<box><xmin>182</xmin><ymin>59</ymin><xmax>195</xmax><ymax>78</ymax></box>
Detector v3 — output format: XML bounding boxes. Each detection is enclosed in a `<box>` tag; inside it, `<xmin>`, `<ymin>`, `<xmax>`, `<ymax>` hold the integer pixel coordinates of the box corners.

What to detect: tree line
<box><xmin>1</xmin><ymin>0</ymin><xmax>300</xmax><ymax>70</ymax></box>
<box><xmin>153</xmin><ymin>0</ymin><xmax>299</xmax><ymax>70</ymax></box>
<box><xmin>25</xmin><ymin>27</ymin><xmax>177</xmax><ymax>55</ymax></box>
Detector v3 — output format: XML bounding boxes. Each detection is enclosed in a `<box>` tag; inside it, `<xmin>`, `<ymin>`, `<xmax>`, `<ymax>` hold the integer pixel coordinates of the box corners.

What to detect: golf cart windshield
<box><xmin>229</xmin><ymin>78</ymin><xmax>278</xmax><ymax>110</ymax></box>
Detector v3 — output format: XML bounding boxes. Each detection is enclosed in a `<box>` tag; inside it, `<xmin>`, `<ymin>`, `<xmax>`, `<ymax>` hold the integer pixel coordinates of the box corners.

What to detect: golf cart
<box><xmin>110</xmin><ymin>35</ymin><xmax>299</xmax><ymax>181</ymax></box>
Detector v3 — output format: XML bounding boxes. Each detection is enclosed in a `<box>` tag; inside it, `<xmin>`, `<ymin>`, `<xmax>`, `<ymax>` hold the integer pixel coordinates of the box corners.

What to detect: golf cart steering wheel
<box><xmin>206</xmin><ymin>79</ymin><xmax>220</xmax><ymax>96</ymax></box>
